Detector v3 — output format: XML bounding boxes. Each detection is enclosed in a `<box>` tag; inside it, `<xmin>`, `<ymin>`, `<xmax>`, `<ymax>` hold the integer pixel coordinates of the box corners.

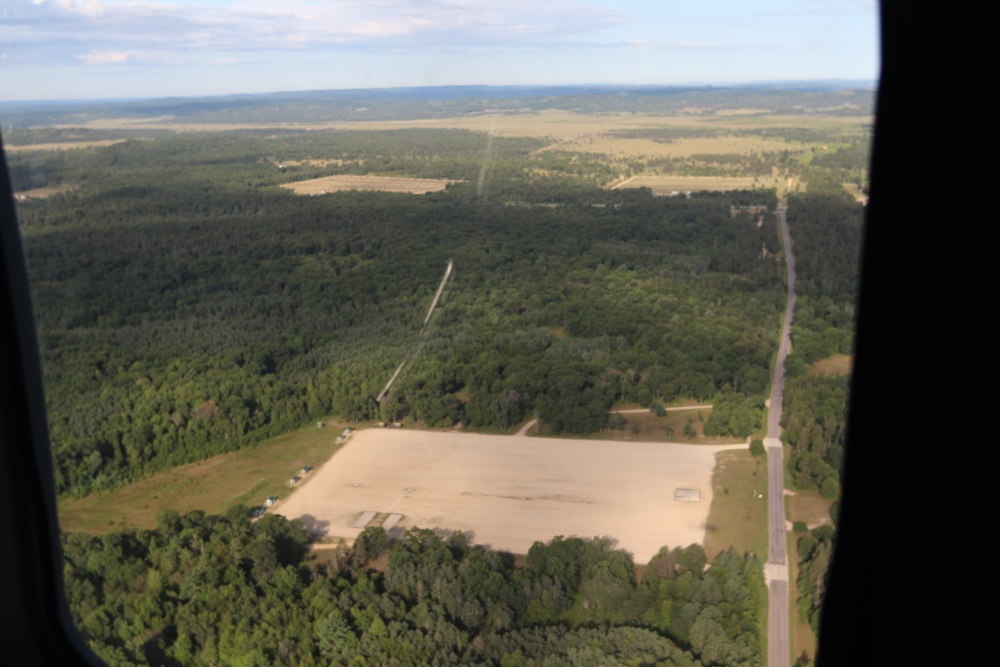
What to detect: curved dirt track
<box><xmin>276</xmin><ymin>428</ymin><xmax>744</xmax><ymax>563</ymax></box>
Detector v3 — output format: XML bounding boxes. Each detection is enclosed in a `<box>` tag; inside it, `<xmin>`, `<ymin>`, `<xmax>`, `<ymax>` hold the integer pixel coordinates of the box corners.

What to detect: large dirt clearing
<box><xmin>280</xmin><ymin>174</ymin><xmax>458</xmax><ymax>195</ymax></box>
<box><xmin>275</xmin><ymin>429</ymin><xmax>744</xmax><ymax>563</ymax></box>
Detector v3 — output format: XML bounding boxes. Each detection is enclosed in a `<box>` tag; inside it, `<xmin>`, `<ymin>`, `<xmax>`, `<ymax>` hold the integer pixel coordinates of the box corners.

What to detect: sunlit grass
<box><xmin>703</xmin><ymin>449</ymin><xmax>768</xmax><ymax>561</ymax></box>
<box><xmin>58</xmin><ymin>419</ymin><xmax>352</xmax><ymax>534</ymax></box>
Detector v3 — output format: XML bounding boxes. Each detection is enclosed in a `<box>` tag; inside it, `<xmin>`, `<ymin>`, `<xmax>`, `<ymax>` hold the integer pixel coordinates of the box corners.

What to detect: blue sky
<box><xmin>0</xmin><ymin>0</ymin><xmax>879</xmax><ymax>101</ymax></box>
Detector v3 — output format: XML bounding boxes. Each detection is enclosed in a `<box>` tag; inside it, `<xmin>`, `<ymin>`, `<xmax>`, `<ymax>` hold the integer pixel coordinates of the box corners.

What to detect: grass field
<box><xmin>613</xmin><ymin>175</ymin><xmax>773</xmax><ymax>194</ymax></box>
<box><xmin>786</xmin><ymin>489</ymin><xmax>834</xmax><ymax>530</ymax></box>
<box><xmin>601</xmin><ymin>407</ymin><xmax>732</xmax><ymax>444</ymax></box>
<box><xmin>280</xmin><ymin>174</ymin><xmax>459</xmax><ymax>195</ymax></box>
<box><xmin>57</xmin><ymin>420</ymin><xmax>351</xmax><ymax>534</ymax></box>
<box><xmin>808</xmin><ymin>354</ymin><xmax>853</xmax><ymax>377</ymax></box>
<box><xmin>702</xmin><ymin>449</ymin><xmax>768</xmax><ymax>561</ymax></box>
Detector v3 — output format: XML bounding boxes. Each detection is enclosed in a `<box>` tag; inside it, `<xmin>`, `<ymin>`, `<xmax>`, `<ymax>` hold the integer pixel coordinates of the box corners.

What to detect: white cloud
<box><xmin>3</xmin><ymin>0</ymin><xmax>628</xmax><ymax>65</ymax></box>
<box><xmin>75</xmin><ymin>49</ymin><xmax>128</xmax><ymax>64</ymax></box>
<box><xmin>626</xmin><ymin>39</ymin><xmax>724</xmax><ymax>51</ymax></box>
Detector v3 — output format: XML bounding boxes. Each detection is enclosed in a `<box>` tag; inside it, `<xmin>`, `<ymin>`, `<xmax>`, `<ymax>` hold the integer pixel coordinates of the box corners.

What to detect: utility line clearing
<box><xmin>376</xmin><ymin>260</ymin><xmax>454</xmax><ymax>404</ymax></box>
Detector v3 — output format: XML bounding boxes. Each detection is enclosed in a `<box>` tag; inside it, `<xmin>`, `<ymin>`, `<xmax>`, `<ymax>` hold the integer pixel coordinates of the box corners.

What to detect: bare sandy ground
<box><xmin>14</xmin><ymin>184</ymin><xmax>78</xmax><ymax>200</ymax></box>
<box><xmin>4</xmin><ymin>139</ymin><xmax>126</xmax><ymax>152</ymax></box>
<box><xmin>275</xmin><ymin>429</ymin><xmax>744</xmax><ymax>563</ymax></box>
<box><xmin>279</xmin><ymin>174</ymin><xmax>458</xmax><ymax>195</ymax></box>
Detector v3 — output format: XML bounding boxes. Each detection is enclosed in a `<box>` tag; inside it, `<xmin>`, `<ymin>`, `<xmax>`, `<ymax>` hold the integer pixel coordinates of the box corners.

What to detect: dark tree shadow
<box><xmin>295</xmin><ymin>514</ymin><xmax>331</xmax><ymax>536</ymax></box>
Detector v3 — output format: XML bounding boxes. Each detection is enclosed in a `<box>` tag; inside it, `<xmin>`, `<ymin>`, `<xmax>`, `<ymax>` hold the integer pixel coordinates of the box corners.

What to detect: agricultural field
<box><xmin>60</xmin><ymin>107</ymin><xmax>869</xmax><ymax>153</ymax></box>
<box><xmin>280</xmin><ymin>174</ymin><xmax>459</xmax><ymax>195</ymax></box>
<box><xmin>3</xmin><ymin>138</ymin><xmax>126</xmax><ymax>152</ymax></box>
<box><xmin>549</xmin><ymin>134</ymin><xmax>801</xmax><ymax>160</ymax></box>
<box><xmin>612</xmin><ymin>175</ymin><xmax>773</xmax><ymax>195</ymax></box>
<box><xmin>274</xmin><ymin>428</ymin><xmax>746</xmax><ymax>563</ymax></box>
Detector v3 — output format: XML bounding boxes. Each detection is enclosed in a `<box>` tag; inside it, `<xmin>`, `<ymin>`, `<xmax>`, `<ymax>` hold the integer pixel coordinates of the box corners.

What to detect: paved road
<box><xmin>767</xmin><ymin>205</ymin><xmax>796</xmax><ymax>439</ymax></box>
<box><xmin>766</xmin><ymin>205</ymin><xmax>794</xmax><ymax>667</ymax></box>
<box><xmin>768</xmin><ymin>580</ymin><xmax>790</xmax><ymax>667</ymax></box>
<box><xmin>766</xmin><ymin>437</ymin><xmax>787</xmax><ymax>565</ymax></box>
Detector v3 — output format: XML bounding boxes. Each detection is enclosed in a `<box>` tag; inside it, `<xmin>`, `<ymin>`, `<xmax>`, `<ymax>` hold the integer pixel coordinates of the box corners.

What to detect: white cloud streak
<box><xmin>3</xmin><ymin>0</ymin><xmax>628</xmax><ymax>66</ymax></box>
<box><xmin>75</xmin><ymin>49</ymin><xmax>129</xmax><ymax>64</ymax></box>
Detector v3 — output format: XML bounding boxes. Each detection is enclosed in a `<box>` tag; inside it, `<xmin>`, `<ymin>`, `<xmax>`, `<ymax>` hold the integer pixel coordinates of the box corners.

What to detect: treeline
<box><xmin>1</xmin><ymin>126</ymin><xmax>175</xmax><ymax>146</ymax></box>
<box><xmin>63</xmin><ymin>511</ymin><xmax>765</xmax><ymax>666</ymax></box>
<box><xmin>782</xmin><ymin>192</ymin><xmax>860</xmax><ymax>494</ymax></box>
<box><xmin>785</xmin><ymin>192</ymin><xmax>864</xmax><ymax>368</ymax></box>
<box><xmin>781</xmin><ymin>192</ymin><xmax>862</xmax><ymax>637</ymax></box>
<box><xmin>782</xmin><ymin>374</ymin><xmax>849</xmax><ymax>500</ymax></box>
<box><xmin>14</xmin><ymin>134</ymin><xmax>786</xmax><ymax>498</ymax></box>
<box><xmin>794</xmin><ymin>525</ymin><xmax>835</xmax><ymax>636</ymax></box>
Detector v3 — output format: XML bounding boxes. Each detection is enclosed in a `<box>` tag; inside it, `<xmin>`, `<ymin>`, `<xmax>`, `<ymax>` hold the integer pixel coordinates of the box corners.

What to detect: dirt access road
<box><xmin>275</xmin><ymin>428</ymin><xmax>744</xmax><ymax>563</ymax></box>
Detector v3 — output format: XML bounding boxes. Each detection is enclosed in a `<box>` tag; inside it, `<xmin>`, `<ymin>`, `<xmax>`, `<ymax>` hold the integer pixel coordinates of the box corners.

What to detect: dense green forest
<box><xmin>782</xmin><ymin>191</ymin><xmax>862</xmax><ymax>496</ymax></box>
<box><xmin>63</xmin><ymin>510</ymin><xmax>766</xmax><ymax>666</ymax></box>
<box><xmin>12</xmin><ymin>130</ymin><xmax>786</xmax><ymax>498</ymax></box>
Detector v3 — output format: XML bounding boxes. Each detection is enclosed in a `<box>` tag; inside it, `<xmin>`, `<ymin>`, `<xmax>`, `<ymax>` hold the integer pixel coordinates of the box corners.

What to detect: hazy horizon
<box><xmin>0</xmin><ymin>78</ymin><xmax>878</xmax><ymax>107</ymax></box>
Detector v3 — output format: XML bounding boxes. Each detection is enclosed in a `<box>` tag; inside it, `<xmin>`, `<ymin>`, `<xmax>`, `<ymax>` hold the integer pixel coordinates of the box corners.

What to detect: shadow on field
<box><xmin>296</xmin><ymin>514</ymin><xmax>331</xmax><ymax>535</ymax></box>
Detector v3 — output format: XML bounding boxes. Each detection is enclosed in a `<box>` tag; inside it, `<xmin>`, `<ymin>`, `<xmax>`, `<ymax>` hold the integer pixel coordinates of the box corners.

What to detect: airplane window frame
<box><xmin>0</xmin><ymin>131</ymin><xmax>103</xmax><ymax>664</ymax></box>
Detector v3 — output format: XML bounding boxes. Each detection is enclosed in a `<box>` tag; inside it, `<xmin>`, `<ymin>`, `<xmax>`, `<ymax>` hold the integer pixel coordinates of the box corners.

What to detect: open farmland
<box><xmin>68</xmin><ymin>109</ymin><xmax>870</xmax><ymax>145</ymax></box>
<box><xmin>548</xmin><ymin>134</ymin><xmax>801</xmax><ymax>160</ymax></box>
<box><xmin>275</xmin><ymin>428</ymin><xmax>745</xmax><ymax>563</ymax></box>
<box><xmin>280</xmin><ymin>174</ymin><xmax>459</xmax><ymax>195</ymax></box>
<box><xmin>613</xmin><ymin>175</ymin><xmax>773</xmax><ymax>194</ymax></box>
<box><xmin>4</xmin><ymin>139</ymin><xmax>126</xmax><ymax>152</ymax></box>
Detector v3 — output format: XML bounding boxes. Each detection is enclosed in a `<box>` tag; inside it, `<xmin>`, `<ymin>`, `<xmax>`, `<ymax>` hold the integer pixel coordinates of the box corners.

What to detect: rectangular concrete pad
<box><xmin>353</xmin><ymin>510</ymin><xmax>376</xmax><ymax>529</ymax></box>
<box><xmin>674</xmin><ymin>488</ymin><xmax>701</xmax><ymax>502</ymax></box>
<box><xmin>277</xmin><ymin>429</ymin><xmax>743</xmax><ymax>564</ymax></box>
<box><xmin>382</xmin><ymin>513</ymin><xmax>403</xmax><ymax>531</ymax></box>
